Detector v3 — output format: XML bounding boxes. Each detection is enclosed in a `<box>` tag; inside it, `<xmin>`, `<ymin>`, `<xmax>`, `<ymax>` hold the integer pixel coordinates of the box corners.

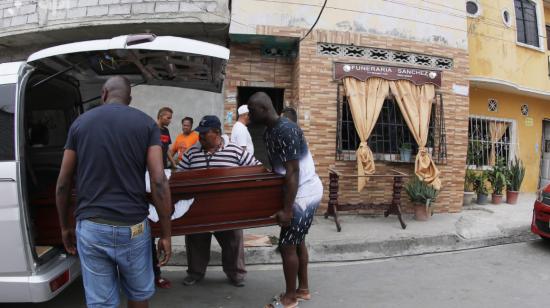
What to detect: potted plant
<box><xmin>487</xmin><ymin>159</ymin><xmax>508</xmax><ymax>204</ymax></box>
<box><xmin>400</xmin><ymin>143</ymin><xmax>412</xmax><ymax>162</ymax></box>
<box><xmin>473</xmin><ymin>171</ymin><xmax>489</xmax><ymax>205</ymax></box>
<box><xmin>463</xmin><ymin>168</ymin><xmax>476</xmax><ymax>205</ymax></box>
<box><xmin>506</xmin><ymin>157</ymin><xmax>525</xmax><ymax>204</ymax></box>
<box><xmin>404</xmin><ymin>176</ymin><xmax>439</xmax><ymax>221</ymax></box>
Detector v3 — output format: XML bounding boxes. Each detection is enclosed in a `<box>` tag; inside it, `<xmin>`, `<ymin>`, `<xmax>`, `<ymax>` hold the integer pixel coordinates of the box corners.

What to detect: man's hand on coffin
<box><xmin>61</xmin><ymin>228</ymin><xmax>77</xmax><ymax>255</ymax></box>
<box><xmin>275</xmin><ymin>210</ymin><xmax>293</xmax><ymax>227</ymax></box>
<box><xmin>157</xmin><ymin>237</ymin><xmax>172</xmax><ymax>266</ymax></box>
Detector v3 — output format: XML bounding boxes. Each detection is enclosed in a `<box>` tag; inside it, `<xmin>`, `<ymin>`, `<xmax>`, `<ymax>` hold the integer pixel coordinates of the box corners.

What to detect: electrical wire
<box><xmin>299</xmin><ymin>0</ymin><xmax>328</xmax><ymax>42</ymax></box>
<box><xmin>249</xmin><ymin>0</ymin><xmax>547</xmax><ymax>46</ymax></box>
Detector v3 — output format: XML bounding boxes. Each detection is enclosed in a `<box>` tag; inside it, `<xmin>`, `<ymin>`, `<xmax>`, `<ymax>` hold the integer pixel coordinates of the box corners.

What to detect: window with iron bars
<box><xmin>336</xmin><ymin>84</ymin><xmax>447</xmax><ymax>164</ymax></box>
<box><xmin>467</xmin><ymin>116</ymin><xmax>515</xmax><ymax>167</ymax></box>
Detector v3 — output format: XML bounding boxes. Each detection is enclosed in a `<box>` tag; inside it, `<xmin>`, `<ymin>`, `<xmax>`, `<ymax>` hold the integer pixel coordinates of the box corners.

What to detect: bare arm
<box><xmin>56</xmin><ymin>149</ymin><xmax>77</xmax><ymax>255</ymax></box>
<box><xmin>147</xmin><ymin>145</ymin><xmax>172</xmax><ymax>266</ymax></box>
<box><xmin>167</xmin><ymin>147</ymin><xmax>177</xmax><ymax>166</ymax></box>
<box><xmin>276</xmin><ymin>159</ymin><xmax>299</xmax><ymax>227</ymax></box>
<box><xmin>168</xmin><ymin>150</ymin><xmax>177</xmax><ymax>170</ymax></box>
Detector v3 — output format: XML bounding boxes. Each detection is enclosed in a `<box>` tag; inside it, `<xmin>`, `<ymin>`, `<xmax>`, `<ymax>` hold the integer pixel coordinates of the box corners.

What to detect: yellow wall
<box><xmin>469</xmin><ymin>0</ymin><xmax>550</xmax><ymax>92</ymax></box>
<box><xmin>469</xmin><ymin>87</ymin><xmax>550</xmax><ymax>192</ymax></box>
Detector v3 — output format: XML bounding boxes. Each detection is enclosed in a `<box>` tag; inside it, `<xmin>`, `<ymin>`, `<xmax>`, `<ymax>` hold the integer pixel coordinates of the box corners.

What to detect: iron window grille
<box><xmin>336</xmin><ymin>84</ymin><xmax>447</xmax><ymax>164</ymax></box>
<box><xmin>467</xmin><ymin>116</ymin><xmax>516</xmax><ymax>168</ymax></box>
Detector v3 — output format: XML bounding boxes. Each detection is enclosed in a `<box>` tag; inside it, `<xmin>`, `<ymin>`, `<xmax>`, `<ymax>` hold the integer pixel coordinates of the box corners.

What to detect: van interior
<box><xmin>21</xmin><ymin>39</ymin><xmax>227</xmax><ymax>264</ymax></box>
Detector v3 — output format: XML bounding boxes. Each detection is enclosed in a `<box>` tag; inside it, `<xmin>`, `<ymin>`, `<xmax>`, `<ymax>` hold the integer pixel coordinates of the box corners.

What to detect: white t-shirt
<box><xmin>231</xmin><ymin>121</ymin><xmax>254</xmax><ymax>155</ymax></box>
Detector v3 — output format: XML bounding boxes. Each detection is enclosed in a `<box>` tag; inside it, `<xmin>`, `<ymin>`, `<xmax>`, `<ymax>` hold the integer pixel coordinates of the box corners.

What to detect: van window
<box><xmin>0</xmin><ymin>84</ymin><xmax>15</xmax><ymax>161</ymax></box>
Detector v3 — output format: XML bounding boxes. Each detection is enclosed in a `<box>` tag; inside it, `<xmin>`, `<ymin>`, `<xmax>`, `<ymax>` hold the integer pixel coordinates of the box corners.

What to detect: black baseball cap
<box><xmin>195</xmin><ymin>115</ymin><xmax>222</xmax><ymax>133</ymax></box>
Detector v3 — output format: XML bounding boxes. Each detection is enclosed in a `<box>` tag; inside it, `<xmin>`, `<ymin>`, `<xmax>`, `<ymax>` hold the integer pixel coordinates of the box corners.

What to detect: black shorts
<box><xmin>279</xmin><ymin>200</ymin><xmax>319</xmax><ymax>246</ymax></box>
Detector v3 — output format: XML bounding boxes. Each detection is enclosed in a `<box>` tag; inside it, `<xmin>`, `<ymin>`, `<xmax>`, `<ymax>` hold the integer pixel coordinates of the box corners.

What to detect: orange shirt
<box><xmin>171</xmin><ymin>132</ymin><xmax>199</xmax><ymax>161</ymax></box>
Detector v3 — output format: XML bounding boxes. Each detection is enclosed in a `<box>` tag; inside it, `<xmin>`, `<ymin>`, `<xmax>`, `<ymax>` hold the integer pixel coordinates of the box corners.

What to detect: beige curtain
<box><xmin>389</xmin><ymin>80</ymin><xmax>441</xmax><ymax>190</ymax></box>
<box><xmin>343</xmin><ymin>77</ymin><xmax>390</xmax><ymax>191</ymax></box>
<box><xmin>489</xmin><ymin>122</ymin><xmax>509</xmax><ymax>166</ymax></box>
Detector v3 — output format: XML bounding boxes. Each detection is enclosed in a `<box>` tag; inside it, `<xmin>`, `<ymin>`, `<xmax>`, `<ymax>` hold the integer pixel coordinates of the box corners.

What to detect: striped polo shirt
<box><xmin>177</xmin><ymin>139</ymin><xmax>260</xmax><ymax>170</ymax></box>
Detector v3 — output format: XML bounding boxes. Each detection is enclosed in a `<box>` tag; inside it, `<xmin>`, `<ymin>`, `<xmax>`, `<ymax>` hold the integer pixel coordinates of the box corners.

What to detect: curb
<box><xmin>166</xmin><ymin>226</ymin><xmax>537</xmax><ymax>266</ymax></box>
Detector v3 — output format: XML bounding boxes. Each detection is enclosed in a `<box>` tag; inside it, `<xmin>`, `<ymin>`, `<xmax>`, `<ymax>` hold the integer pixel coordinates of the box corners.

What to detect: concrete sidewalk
<box><xmin>168</xmin><ymin>193</ymin><xmax>538</xmax><ymax>266</ymax></box>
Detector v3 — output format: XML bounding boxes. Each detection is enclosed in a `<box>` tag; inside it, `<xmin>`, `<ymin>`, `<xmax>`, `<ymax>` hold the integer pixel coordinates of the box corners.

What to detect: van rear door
<box><xmin>27</xmin><ymin>34</ymin><xmax>229</xmax><ymax>93</ymax></box>
<box><xmin>0</xmin><ymin>62</ymin><xmax>34</xmax><ymax>300</ymax></box>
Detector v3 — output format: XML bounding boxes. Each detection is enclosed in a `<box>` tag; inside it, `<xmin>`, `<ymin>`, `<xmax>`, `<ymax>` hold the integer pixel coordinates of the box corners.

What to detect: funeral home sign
<box><xmin>333</xmin><ymin>62</ymin><xmax>442</xmax><ymax>87</ymax></box>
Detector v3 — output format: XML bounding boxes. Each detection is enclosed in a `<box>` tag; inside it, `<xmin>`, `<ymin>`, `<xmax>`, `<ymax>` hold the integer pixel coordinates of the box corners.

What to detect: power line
<box><xmin>300</xmin><ymin>0</ymin><xmax>328</xmax><ymax>42</ymax></box>
<box><xmin>382</xmin><ymin>0</ymin><xmax>517</xmax><ymax>31</ymax></box>
<box><xmin>249</xmin><ymin>0</ymin><xmax>547</xmax><ymax>44</ymax></box>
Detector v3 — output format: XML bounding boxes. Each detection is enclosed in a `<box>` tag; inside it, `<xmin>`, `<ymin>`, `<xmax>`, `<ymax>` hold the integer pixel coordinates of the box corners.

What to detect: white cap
<box><xmin>238</xmin><ymin>105</ymin><xmax>249</xmax><ymax>115</ymax></box>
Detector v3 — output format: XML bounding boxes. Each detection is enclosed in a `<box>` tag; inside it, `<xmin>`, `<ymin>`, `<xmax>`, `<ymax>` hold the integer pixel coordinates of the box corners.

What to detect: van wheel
<box><xmin>540</xmin><ymin>235</ymin><xmax>550</xmax><ymax>242</ymax></box>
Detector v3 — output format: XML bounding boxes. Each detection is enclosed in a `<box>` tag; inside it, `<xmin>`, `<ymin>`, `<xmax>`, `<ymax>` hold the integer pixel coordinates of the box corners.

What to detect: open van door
<box><xmin>26</xmin><ymin>34</ymin><xmax>229</xmax><ymax>93</ymax></box>
<box><xmin>0</xmin><ymin>62</ymin><xmax>35</xmax><ymax>301</ymax></box>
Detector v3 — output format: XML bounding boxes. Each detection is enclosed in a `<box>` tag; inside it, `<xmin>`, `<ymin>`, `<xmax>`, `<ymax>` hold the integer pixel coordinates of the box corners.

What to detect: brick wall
<box><xmin>225</xmin><ymin>27</ymin><xmax>470</xmax><ymax>214</ymax></box>
<box><xmin>223</xmin><ymin>42</ymin><xmax>296</xmax><ymax>134</ymax></box>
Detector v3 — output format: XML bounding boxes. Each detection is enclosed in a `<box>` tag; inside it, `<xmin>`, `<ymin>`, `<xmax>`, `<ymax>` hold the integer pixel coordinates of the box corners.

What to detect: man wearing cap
<box><xmin>177</xmin><ymin>115</ymin><xmax>260</xmax><ymax>287</ymax></box>
<box><xmin>231</xmin><ymin>105</ymin><xmax>254</xmax><ymax>155</ymax></box>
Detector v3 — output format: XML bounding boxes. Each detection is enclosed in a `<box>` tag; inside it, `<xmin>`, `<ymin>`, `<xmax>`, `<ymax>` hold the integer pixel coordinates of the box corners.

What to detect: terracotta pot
<box><xmin>414</xmin><ymin>204</ymin><xmax>429</xmax><ymax>221</ymax></box>
<box><xmin>491</xmin><ymin>194</ymin><xmax>503</xmax><ymax>204</ymax></box>
<box><xmin>506</xmin><ymin>191</ymin><xmax>519</xmax><ymax>205</ymax></box>
<box><xmin>477</xmin><ymin>193</ymin><xmax>489</xmax><ymax>205</ymax></box>
<box><xmin>463</xmin><ymin>191</ymin><xmax>475</xmax><ymax>205</ymax></box>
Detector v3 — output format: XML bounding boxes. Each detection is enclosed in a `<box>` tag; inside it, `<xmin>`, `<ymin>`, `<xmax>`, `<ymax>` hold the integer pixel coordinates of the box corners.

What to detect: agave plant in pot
<box><xmin>463</xmin><ymin>168</ymin><xmax>476</xmax><ymax>205</ymax></box>
<box><xmin>473</xmin><ymin>171</ymin><xmax>489</xmax><ymax>205</ymax></box>
<box><xmin>506</xmin><ymin>157</ymin><xmax>525</xmax><ymax>204</ymax></box>
<box><xmin>487</xmin><ymin>160</ymin><xmax>508</xmax><ymax>204</ymax></box>
<box><xmin>404</xmin><ymin>176</ymin><xmax>439</xmax><ymax>221</ymax></box>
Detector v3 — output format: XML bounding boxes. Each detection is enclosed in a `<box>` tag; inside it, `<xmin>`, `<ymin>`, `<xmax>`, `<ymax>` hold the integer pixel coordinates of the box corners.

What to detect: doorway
<box><xmin>539</xmin><ymin>119</ymin><xmax>550</xmax><ymax>189</ymax></box>
<box><xmin>236</xmin><ymin>87</ymin><xmax>285</xmax><ymax>167</ymax></box>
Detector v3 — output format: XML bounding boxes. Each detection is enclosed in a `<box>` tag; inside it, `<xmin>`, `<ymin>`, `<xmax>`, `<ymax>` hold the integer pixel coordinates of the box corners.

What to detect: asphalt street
<box><xmin>4</xmin><ymin>240</ymin><xmax>550</xmax><ymax>308</ymax></box>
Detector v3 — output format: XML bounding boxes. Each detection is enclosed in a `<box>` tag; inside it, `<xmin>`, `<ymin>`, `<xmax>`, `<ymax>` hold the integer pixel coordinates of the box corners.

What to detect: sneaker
<box><xmin>229</xmin><ymin>278</ymin><xmax>245</xmax><ymax>287</ymax></box>
<box><xmin>182</xmin><ymin>275</ymin><xmax>201</xmax><ymax>286</ymax></box>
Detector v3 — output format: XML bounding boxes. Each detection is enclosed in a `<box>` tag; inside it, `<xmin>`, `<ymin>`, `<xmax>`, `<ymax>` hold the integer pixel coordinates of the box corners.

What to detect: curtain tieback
<box><xmin>415</xmin><ymin>147</ymin><xmax>441</xmax><ymax>190</ymax></box>
<box><xmin>357</xmin><ymin>141</ymin><xmax>375</xmax><ymax>175</ymax></box>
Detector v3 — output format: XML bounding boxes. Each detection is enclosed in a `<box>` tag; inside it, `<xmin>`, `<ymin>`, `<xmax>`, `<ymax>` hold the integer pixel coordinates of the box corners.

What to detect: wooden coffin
<box><xmin>150</xmin><ymin>166</ymin><xmax>284</xmax><ymax>236</ymax></box>
<box><xmin>33</xmin><ymin>166</ymin><xmax>284</xmax><ymax>245</ymax></box>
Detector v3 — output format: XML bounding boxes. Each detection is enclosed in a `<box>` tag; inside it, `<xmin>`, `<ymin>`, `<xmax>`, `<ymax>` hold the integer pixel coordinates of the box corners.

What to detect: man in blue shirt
<box><xmin>56</xmin><ymin>76</ymin><xmax>172</xmax><ymax>308</ymax></box>
<box><xmin>248</xmin><ymin>92</ymin><xmax>323</xmax><ymax>308</ymax></box>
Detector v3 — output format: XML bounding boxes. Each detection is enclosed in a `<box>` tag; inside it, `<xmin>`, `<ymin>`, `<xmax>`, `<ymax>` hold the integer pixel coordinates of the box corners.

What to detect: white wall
<box><xmin>230</xmin><ymin>0</ymin><xmax>468</xmax><ymax>49</ymax></box>
<box><xmin>131</xmin><ymin>85</ymin><xmax>225</xmax><ymax>139</ymax></box>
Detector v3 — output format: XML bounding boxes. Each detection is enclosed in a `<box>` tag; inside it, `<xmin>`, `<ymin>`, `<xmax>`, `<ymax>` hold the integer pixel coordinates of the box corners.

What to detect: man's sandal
<box><xmin>296</xmin><ymin>288</ymin><xmax>311</xmax><ymax>301</ymax></box>
<box><xmin>264</xmin><ymin>294</ymin><xmax>299</xmax><ymax>308</ymax></box>
<box><xmin>155</xmin><ymin>277</ymin><xmax>172</xmax><ymax>289</ymax></box>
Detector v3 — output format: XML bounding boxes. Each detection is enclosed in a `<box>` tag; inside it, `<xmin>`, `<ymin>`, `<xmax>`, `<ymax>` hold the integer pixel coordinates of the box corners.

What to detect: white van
<box><xmin>0</xmin><ymin>34</ymin><xmax>229</xmax><ymax>302</ymax></box>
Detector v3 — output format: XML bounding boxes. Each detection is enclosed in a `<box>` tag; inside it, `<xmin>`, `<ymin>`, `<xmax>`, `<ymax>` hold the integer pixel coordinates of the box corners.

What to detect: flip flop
<box><xmin>296</xmin><ymin>289</ymin><xmax>311</xmax><ymax>301</ymax></box>
<box><xmin>155</xmin><ymin>277</ymin><xmax>172</xmax><ymax>289</ymax></box>
<box><xmin>264</xmin><ymin>294</ymin><xmax>299</xmax><ymax>308</ymax></box>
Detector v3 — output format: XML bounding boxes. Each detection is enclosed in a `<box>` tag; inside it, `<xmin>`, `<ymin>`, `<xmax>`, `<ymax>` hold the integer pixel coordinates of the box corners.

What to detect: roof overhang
<box><xmin>469</xmin><ymin>76</ymin><xmax>550</xmax><ymax>101</ymax></box>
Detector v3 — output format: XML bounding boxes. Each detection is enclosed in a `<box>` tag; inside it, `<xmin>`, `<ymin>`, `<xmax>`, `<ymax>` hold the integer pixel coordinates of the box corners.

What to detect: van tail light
<box><xmin>49</xmin><ymin>270</ymin><xmax>70</xmax><ymax>292</ymax></box>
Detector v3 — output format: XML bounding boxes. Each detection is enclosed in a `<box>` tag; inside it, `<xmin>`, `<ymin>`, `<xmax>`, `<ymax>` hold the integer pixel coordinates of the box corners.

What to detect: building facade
<box><xmin>225</xmin><ymin>0</ymin><xmax>470</xmax><ymax>214</ymax></box>
<box><xmin>467</xmin><ymin>0</ymin><xmax>550</xmax><ymax>192</ymax></box>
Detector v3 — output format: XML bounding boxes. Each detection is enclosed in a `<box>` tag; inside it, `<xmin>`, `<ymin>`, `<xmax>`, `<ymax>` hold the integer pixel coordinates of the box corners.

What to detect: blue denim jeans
<box><xmin>76</xmin><ymin>219</ymin><xmax>154</xmax><ymax>308</ymax></box>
